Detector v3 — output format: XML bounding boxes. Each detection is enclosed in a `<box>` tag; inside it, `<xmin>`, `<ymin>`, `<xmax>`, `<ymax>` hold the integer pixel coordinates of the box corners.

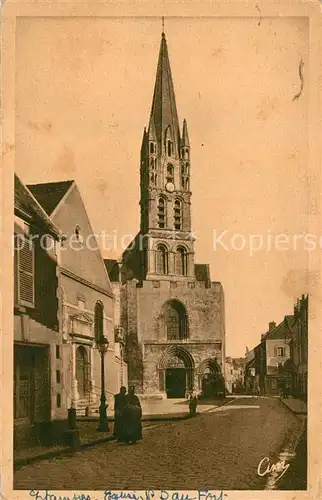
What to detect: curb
<box><xmin>278</xmin><ymin>398</ymin><xmax>307</xmax><ymax>419</ymax></box>
<box><xmin>14</xmin><ymin>435</ymin><xmax>116</xmax><ymax>470</ymax></box>
<box><xmin>14</xmin><ymin>415</ymin><xmax>190</xmax><ymax>470</ymax></box>
<box><xmin>202</xmin><ymin>398</ymin><xmax>235</xmax><ymax>413</ymax></box>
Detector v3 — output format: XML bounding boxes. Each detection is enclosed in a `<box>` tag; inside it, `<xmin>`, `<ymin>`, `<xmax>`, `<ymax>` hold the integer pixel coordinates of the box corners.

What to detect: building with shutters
<box><xmin>106</xmin><ymin>31</ymin><xmax>226</xmax><ymax>399</ymax></box>
<box><xmin>290</xmin><ymin>295</ymin><xmax>308</xmax><ymax>400</ymax></box>
<box><xmin>248</xmin><ymin>318</ymin><xmax>294</xmax><ymax>396</ymax></box>
<box><xmin>28</xmin><ymin>179</ymin><xmax>127</xmax><ymax>416</ymax></box>
<box><xmin>14</xmin><ymin>174</ymin><xmax>64</xmax><ymax>448</ymax></box>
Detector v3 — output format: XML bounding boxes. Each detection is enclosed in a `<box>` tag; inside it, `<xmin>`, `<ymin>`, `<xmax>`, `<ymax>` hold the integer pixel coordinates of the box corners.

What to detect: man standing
<box><xmin>113</xmin><ymin>386</ymin><xmax>127</xmax><ymax>442</ymax></box>
<box><xmin>189</xmin><ymin>390</ymin><xmax>198</xmax><ymax>417</ymax></box>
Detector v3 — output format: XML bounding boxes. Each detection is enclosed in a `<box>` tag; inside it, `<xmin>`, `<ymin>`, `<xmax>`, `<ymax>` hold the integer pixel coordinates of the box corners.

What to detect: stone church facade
<box><xmin>109</xmin><ymin>31</ymin><xmax>226</xmax><ymax>399</ymax></box>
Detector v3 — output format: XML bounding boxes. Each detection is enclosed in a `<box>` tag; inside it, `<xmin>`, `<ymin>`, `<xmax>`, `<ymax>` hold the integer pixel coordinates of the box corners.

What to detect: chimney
<box><xmin>269</xmin><ymin>321</ymin><xmax>276</xmax><ymax>331</ymax></box>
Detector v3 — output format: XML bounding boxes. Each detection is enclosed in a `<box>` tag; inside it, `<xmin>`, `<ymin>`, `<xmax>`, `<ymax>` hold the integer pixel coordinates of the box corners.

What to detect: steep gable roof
<box><xmin>262</xmin><ymin>315</ymin><xmax>294</xmax><ymax>341</ymax></box>
<box><xmin>15</xmin><ymin>174</ymin><xmax>60</xmax><ymax>239</ymax></box>
<box><xmin>28</xmin><ymin>180</ymin><xmax>74</xmax><ymax>216</ymax></box>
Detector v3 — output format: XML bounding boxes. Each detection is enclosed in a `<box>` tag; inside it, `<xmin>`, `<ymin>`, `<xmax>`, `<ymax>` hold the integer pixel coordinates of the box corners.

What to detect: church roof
<box><xmin>27</xmin><ymin>180</ymin><xmax>74</xmax><ymax>216</ymax></box>
<box><xmin>194</xmin><ymin>264</ymin><xmax>210</xmax><ymax>282</ymax></box>
<box><xmin>104</xmin><ymin>259</ymin><xmax>120</xmax><ymax>283</ymax></box>
<box><xmin>149</xmin><ymin>32</ymin><xmax>181</xmax><ymax>156</ymax></box>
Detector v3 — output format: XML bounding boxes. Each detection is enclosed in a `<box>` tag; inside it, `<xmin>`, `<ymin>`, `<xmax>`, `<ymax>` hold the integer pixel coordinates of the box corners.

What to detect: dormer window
<box><xmin>150</xmin><ymin>142</ymin><xmax>157</xmax><ymax>155</ymax></box>
<box><xmin>167</xmin><ymin>140</ymin><xmax>173</xmax><ymax>157</ymax></box>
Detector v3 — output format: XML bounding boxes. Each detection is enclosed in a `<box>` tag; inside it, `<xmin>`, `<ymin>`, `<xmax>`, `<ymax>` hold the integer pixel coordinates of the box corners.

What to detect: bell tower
<box><xmin>140</xmin><ymin>32</ymin><xmax>195</xmax><ymax>280</ymax></box>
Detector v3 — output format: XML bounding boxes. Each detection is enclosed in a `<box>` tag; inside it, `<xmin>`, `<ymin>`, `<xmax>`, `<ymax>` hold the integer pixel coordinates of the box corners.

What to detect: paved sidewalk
<box><xmin>280</xmin><ymin>397</ymin><xmax>307</xmax><ymax>415</ymax></box>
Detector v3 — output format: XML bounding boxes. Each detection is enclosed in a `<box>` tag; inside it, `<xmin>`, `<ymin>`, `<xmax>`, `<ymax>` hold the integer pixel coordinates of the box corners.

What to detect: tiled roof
<box><xmin>27</xmin><ymin>180</ymin><xmax>74</xmax><ymax>215</ymax></box>
<box><xmin>262</xmin><ymin>315</ymin><xmax>294</xmax><ymax>341</ymax></box>
<box><xmin>104</xmin><ymin>259</ymin><xmax>120</xmax><ymax>283</ymax></box>
<box><xmin>14</xmin><ymin>174</ymin><xmax>60</xmax><ymax>238</ymax></box>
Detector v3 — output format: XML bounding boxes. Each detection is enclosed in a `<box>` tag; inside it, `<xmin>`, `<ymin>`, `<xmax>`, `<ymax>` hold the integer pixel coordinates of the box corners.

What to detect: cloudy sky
<box><xmin>15</xmin><ymin>16</ymin><xmax>310</xmax><ymax>357</ymax></box>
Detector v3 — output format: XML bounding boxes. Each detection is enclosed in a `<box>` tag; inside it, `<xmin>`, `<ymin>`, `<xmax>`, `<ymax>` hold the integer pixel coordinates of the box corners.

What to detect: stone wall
<box><xmin>122</xmin><ymin>278</ymin><xmax>225</xmax><ymax>394</ymax></box>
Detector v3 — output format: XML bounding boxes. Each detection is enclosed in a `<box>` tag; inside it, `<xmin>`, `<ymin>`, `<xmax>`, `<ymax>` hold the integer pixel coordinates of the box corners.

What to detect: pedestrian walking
<box><xmin>113</xmin><ymin>386</ymin><xmax>127</xmax><ymax>442</ymax></box>
<box><xmin>189</xmin><ymin>390</ymin><xmax>198</xmax><ymax>417</ymax></box>
<box><xmin>122</xmin><ymin>386</ymin><xmax>142</xmax><ymax>444</ymax></box>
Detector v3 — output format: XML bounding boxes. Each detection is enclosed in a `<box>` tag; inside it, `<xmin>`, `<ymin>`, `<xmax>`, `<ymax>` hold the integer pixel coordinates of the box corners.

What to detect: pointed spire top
<box><xmin>181</xmin><ymin>119</ymin><xmax>190</xmax><ymax>147</ymax></box>
<box><xmin>148</xmin><ymin>31</ymin><xmax>180</xmax><ymax>156</ymax></box>
<box><xmin>162</xmin><ymin>16</ymin><xmax>165</xmax><ymax>36</ymax></box>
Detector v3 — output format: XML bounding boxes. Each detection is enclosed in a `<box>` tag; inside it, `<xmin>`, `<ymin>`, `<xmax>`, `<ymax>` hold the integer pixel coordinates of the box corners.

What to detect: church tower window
<box><xmin>156</xmin><ymin>244</ymin><xmax>168</xmax><ymax>274</ymax></box>
<box><xmin>167</xmin><ymin>164</ymin><xmax>174</xmax><ymax>183</ymax></box>
<box><xmin>157</xmin><ymin>197</ymin><xmax>166</xmax><ymax>228</ymax></box>
<box><xmin>175</xmin><ymin>246</ymin><xmax>187</xmax><ymax>276</ymax></box>
<box><xmin>165</xmin><ymin>300</ymin><xmax>188</xmax><ymax>340</ymax></box>
<box><xmin>167</xmin><ymin>140</ymin><xmax>173</xmax><ymax>157</ymax></box>
<box><xmin>174</xmin><ymin>199</ymin><xmax>182</xmax><ymax>230</ymax></box>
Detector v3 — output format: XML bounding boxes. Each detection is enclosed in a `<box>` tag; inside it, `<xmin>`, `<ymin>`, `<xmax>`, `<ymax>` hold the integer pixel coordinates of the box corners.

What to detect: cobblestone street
<box><xmin>14</xmin><ymin>398</ymin><xmax>305</xmax><ymax>491</ymax></box>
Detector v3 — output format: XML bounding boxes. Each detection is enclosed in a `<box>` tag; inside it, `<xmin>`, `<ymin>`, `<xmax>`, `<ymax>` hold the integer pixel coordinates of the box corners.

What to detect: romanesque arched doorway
<box><xmin>158</xmin><ymin>345</ymin><xmax>194</xmax><ymax>399</ymax></box>
<box><xmin>197</xmin><ymin>358</ymin><xmax>224</xmax><ymax>397</ymax></box>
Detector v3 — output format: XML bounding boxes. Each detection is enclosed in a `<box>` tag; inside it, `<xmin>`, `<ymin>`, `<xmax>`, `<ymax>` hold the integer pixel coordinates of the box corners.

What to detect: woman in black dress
<box><xmin>113</xmin><ymin>386</ymin><xmax>127</xmax><ymax>442</ymax></box>
<box><xmin>122</xmin><ymin>386</ymin><xmax>142</xmax><ymax>444</ymax></box>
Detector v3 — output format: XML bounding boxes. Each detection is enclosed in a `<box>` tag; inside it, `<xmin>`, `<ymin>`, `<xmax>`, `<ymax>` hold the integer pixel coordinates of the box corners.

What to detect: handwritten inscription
<box><xmin>29</xmin><ymin>490</ymin><xmax>227</xmax><ymax>500</ymax></box>
<box><xmin>257</xmin><ymin>457</ymin><xmax>290</xmax><ymax>485</ymax></box>
<box><xmin>30</xmin><ymin>492</ymin><xmax>90</xmax><ymax>500</ymax></box>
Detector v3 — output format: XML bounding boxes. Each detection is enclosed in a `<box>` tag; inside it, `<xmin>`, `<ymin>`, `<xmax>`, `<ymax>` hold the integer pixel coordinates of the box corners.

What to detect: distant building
<box><xmin>249</xmin><ymin>319</ymin><xmax>293</xmax><ymax>396</ymax></box>
<box><xmin>244</xmin><ymin>349</ymin><xmax>256</xmax><ymax>394</ymax></box>
<box><xmin>29</xmin><ymin>180</ymin><xmax>127</xmax><ymax>415</ymax></box>
<box><xmin>14</xmin><ymin>174</ymin><xmax>63</xmax><ymax>448</ymax></box>
<box><xmin>291</xmin><ymin>295</ymin><xmax>308</xmax><ymax>400</ymax></box>
<box><xmin>225</xmin><ymin>357</ymin><xmax>246</xmax><ymax>394</ymax></box>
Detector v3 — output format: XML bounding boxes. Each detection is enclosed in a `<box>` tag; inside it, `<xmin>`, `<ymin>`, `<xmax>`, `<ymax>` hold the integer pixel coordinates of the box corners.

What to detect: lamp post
<box><xmin>116</xmin><ymin>326</ymin><xmax>125</xmax><ymax>386</ymax></box>
<box><xmin>97</xmin><ymin>335</ymin><xmax>109</xmax><ymax>432</ymax></box>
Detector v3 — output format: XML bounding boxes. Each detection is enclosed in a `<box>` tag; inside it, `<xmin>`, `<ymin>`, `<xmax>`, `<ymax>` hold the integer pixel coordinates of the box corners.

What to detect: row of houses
<box><xmin>244</xmin><ymin>295</ymin><xmax>308</xmax><ymax>400</ymax></box>
<box><xmin>14</xmin><ymin>174</ymin><xmax>127</xmax><ymax>449</ymax></box>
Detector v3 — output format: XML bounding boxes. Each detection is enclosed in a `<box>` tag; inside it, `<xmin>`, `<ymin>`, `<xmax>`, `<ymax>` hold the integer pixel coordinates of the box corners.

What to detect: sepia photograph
<box><xmin>2</xmin><ymin>3</ymin><xmax>321</xmax><ymax>498</ymax></box>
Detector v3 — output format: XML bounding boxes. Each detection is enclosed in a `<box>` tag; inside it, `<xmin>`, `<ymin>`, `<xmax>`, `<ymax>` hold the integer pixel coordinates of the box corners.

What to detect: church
<box><xmin>107</xmin><ymin>31</ymin><xmax>226</xmax><ymax>399</ymax></box>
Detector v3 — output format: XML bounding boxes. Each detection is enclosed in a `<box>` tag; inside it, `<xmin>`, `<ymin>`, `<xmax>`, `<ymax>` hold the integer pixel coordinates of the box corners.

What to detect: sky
<box><xmin>15</xmin><ymin>16</ymin><xmax>310</xmax><ymax>357</ymax></box>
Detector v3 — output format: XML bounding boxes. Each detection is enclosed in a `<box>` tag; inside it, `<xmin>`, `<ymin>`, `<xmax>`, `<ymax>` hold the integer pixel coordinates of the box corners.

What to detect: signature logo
<box><xmin>257</xmin><ymin>457</ymin><xmax>290</xmax><ymax>485</ymax></box>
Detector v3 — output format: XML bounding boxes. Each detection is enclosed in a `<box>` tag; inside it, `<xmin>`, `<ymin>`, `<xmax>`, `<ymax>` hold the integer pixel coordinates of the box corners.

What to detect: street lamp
<box><xmin>116</xmin><ymin>326</ymin><xmax>125</xmax><ymax>386</ymax></box>
<box><xmin>96</xmin><ymin>334</ymin><xmax>109</xmax><ymax>432</ymax></box>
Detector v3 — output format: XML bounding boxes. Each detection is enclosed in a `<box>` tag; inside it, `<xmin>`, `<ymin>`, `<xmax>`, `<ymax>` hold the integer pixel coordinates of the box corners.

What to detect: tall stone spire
<box><xmin>148</xmin><ymin>32</ymin><xmax>181</xmax><ymax>158</ymax></box>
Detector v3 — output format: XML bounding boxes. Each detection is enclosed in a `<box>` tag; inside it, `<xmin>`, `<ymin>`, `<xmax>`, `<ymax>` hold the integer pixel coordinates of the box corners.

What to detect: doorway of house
<box><xmin>165</xmin><ymin>368</ymin><xmax>186</xmax><ymax>398</ymax></box>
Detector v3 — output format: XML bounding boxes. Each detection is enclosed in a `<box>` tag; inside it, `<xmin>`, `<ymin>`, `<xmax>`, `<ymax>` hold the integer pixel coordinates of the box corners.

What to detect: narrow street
<box><xmin>14</xmin><ymin>397</ymin><xmax>305</xmax><ymax>491</ymax></box>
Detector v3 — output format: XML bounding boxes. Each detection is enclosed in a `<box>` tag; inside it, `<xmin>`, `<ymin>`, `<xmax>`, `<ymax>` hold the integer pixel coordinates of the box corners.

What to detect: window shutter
<box><xmin>274</xmin><ymin>347</ymin><xmax>277</xmax><ymax>357</ymax></box>
<box><xmin>18</xmin><ymin>237</ymin><xmax>35</xmax><ymax>307</ymax></box>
